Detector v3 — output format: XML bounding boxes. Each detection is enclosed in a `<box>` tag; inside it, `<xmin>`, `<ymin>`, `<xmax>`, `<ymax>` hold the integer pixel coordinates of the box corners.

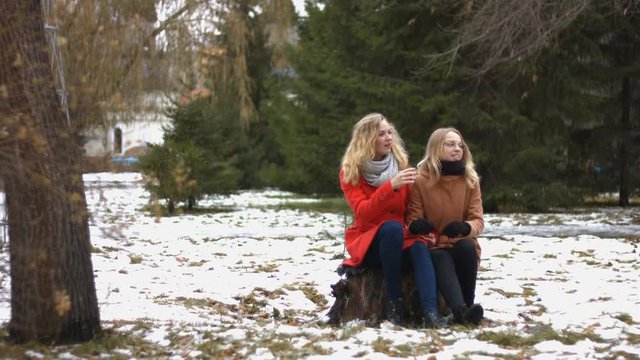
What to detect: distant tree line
<box><xmin>139</xmin><ymin>0</ymin><xmax>639</xmax><ymax>212</ymax></box>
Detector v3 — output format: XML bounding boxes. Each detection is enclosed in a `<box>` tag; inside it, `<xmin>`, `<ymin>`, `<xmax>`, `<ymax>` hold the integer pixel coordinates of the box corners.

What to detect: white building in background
<box><xmin>83</xmin><ymin>116</ymin><xmax>171</xmax><ymax>158</ymax></box>
<box><xmin>82</xmin><ymin>93</ymin><xmax>173</xmax><ymax>164</ymax></box>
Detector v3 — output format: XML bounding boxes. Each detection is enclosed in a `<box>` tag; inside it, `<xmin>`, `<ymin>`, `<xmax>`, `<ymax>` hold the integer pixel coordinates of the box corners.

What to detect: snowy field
<box><xmin>0</xmin><ymin>172</ymin><xmax>639</xmax><ymax>359</ymax></box>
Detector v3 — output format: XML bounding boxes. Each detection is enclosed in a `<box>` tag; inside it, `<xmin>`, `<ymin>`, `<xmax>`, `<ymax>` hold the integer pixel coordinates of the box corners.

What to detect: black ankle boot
<box><xmin>453</xmin><ymin>304</ymin><xmax>483</xmax><ymax>325</ymax></box>
<box><xmin>422</xmin><ymin>310</ymin><xmax>451</xmax><ymax>329</ymax></box>
<box><xmin>385</xmin><ymin>298</ymin><xmax>405</xmax><ymax>325</ymax></box>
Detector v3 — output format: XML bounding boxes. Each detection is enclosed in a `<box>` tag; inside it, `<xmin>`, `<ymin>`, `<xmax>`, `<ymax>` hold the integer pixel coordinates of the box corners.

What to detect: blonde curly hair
<box><xmin>416</xmin><ymin>127</ymin><xmax>479</xmax><ymax>188</ymax></box>
<box><xmin>341</xmin><ymin>113</ymin><xmax>409</xmax><ymax>185</ymax></box>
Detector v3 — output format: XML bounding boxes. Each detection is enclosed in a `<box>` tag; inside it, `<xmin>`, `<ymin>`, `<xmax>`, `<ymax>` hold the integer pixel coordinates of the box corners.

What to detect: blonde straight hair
<box><xmin>341</xmin><ymin>113</ymin><xmax>409</xmax><ymax>185</ymax></box>
<box><xmin>416</xmin><ymin>127</ymin><xmax>479</xmax><ymax>188</ymax></box>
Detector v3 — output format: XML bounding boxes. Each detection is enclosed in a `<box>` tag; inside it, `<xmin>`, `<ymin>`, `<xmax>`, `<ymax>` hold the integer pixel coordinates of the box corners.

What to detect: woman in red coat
<box><xmin>339</xmin><ymin>113</ymin><xmax>447</xmax><ymax>328</ymax></box>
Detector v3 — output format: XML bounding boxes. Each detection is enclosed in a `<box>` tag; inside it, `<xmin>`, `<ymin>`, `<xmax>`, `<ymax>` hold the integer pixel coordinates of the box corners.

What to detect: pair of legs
<box><xmin>430</xmin><ymin>239</ymin><xmax>482</xmax><ymax>324</ymax></box>
<box><xmin>430</xmin><ymin>239</ymin><xmax>478</xmax><ymax>308</ymax></box>
<box><xmin>362</xmin><ymin>221</ymin><xmax>438</xmax><ymax>315</ymax></box>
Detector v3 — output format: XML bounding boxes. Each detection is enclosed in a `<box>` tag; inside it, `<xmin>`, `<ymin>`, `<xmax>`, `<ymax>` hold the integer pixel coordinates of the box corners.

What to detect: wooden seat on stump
<box><xmin>325</xmin><ymin>266</ymin><xmax>450</xmax><ymax>327</ymax></box>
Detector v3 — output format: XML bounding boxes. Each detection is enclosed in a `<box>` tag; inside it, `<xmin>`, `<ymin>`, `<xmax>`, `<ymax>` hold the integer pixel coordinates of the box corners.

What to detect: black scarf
<box><xmin>441</xmin><ymin>160</ymin><xmax>465</xmax><ymax>175</ymax></box>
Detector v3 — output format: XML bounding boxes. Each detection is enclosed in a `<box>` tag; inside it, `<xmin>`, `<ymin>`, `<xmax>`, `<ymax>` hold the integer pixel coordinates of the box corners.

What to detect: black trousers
<box><xmin>430</xmin><ymin>238</ymin><xmax>478</xmax><ymax>309</ymax></box>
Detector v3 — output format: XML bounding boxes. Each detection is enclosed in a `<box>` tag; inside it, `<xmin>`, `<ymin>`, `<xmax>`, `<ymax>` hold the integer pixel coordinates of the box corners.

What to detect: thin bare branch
<box><xmin>423</xmin><ymin>0</ymin><xmax>593</xmax><ymax>79</ymax></box>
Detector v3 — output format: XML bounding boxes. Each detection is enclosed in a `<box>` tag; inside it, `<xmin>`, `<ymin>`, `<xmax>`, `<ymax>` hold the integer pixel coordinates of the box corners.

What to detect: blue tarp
<box><xmin>111</xmin><ymin>157</ymin><xmax>139</xmax><ymax>163</ymax></box>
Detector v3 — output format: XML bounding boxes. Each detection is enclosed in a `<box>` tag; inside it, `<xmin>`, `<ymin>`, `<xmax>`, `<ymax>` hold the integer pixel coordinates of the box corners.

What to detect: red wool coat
<box><xmin>340</xmin><ymin>170</ymin><xmax>422</xmax><ymax>267</ymax></box>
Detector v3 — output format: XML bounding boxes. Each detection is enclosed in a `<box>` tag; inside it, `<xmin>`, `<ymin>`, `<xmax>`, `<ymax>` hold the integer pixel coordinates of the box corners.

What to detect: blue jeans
<box><xmin>362</xmin><ymin>221</ymin><xmax>438</xmax><ymax>313</ymax></box>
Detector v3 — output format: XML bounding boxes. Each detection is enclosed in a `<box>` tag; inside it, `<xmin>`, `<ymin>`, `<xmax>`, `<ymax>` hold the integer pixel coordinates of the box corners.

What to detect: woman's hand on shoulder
<box><xmin>391</xmin><ymin>167</ymin><xmax>417</xmax><ymax>190</ymax></box>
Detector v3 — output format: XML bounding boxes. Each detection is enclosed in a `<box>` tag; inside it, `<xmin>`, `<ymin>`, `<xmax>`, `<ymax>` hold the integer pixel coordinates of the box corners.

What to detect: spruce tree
<box><xmin>265</xmin><ymin>0</ymin><xmax>490</xmax><ymax>194</ymax></box>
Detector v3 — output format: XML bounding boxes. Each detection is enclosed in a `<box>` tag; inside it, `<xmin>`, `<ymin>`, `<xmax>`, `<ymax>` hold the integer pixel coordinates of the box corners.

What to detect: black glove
<box><xmin>409</xmin><ymin>218</ymin><xmax>436</xmax><ymax>235</ymax></box>
<box><xmin>442</xmin><ymin>221</ymin><xmax>471</xmax><ymax>238</ymax></box>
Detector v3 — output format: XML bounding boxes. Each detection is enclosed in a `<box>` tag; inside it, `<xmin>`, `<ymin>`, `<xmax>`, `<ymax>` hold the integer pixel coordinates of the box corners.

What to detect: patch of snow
<box><xmin>0</xmin><ymin>172</ymin><xmax>639</xmax><ymax>359</ymax></box>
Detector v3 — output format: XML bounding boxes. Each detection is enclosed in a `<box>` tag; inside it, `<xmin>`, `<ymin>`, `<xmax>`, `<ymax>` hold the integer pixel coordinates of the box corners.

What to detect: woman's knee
<box><xmin>379</xmin><ymin>220</ymin><xmax>403</xmax><ymax>234</ymax></box>
<box><xmin>453</xmin><ymin>239</ymin><xmax>478</xmax><ymax>262</ymax></box>
<box><xmin>455</xmin><ymin>239</ymin><xmax>476</xmax><ymax>253</ymax></box>
<box><xmin>378</xmin><ymin>221</ymin><xmax>404</xmax><ymax>243</ymax></box>
<box><xmin>407</xmin><ymin>241</ymin><xmax>431</xmax><ymax>264</ymax></box>
<box><xmin>408</xmin><ymin>241</ymin><xmax>430</xmax><ymax>256</ymax></box>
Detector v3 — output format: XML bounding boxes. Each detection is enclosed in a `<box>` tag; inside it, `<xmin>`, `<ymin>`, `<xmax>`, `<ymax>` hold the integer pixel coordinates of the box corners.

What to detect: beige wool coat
<box><xmin>405</xmin><ymin>169</ymin><xmax>484</xmax><ymax>263</ymax></box>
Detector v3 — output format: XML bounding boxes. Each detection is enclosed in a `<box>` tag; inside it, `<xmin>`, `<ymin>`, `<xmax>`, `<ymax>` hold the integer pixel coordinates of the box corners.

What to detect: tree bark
<box><xmin>619</xmin><ymin>76</ymin><xmax>631</xmax><ymax>206</ymax></box>
<box><xmin>325</xmin><ymin>268</ymin><xmax>449</xmax><ymax>327</ymax></box>
<box><xmin>0</xmin><ymin>0</ymin><xmax>101</xmax><ymax>343</ymax></box>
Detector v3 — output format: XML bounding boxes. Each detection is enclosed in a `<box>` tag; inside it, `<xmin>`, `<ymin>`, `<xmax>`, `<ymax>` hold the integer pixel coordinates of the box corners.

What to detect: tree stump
<box><xmin>326</xmin><ymin>267</ymin><xmax>450</xmax><ymax>327</ymax></box>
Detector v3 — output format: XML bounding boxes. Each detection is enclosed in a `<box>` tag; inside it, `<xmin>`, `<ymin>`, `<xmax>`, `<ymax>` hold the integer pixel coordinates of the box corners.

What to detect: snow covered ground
<box><xmin>0</xmin><ymin>172</ymin><xmax>639</xmax><ymax>359</ymax></box>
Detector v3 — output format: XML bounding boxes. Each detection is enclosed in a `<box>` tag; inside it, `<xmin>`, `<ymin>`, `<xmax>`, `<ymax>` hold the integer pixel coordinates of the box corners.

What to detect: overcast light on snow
<box><xmin>0</xmin><ymin>172</ymin><xmax>639</xmax><ymax>359</ymax></box>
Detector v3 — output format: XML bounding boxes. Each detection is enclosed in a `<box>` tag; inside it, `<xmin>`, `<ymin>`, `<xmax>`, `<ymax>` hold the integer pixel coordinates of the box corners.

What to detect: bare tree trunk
<box><xmin>619</xmin><ymin>76</ymin><xmax>631</xmax><ymax>206</ymax></box>
<box><xmin>0</xmin><ymin>0</ymin><xmax>101</xmax><ymax>343</ymax></box>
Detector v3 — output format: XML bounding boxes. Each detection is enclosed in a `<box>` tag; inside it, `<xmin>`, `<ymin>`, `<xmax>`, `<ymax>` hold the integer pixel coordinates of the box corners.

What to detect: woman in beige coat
<box><xmin>406</xmin><ymin>127</ymin><xmax>484</xmax><ymax>325</ymax></box>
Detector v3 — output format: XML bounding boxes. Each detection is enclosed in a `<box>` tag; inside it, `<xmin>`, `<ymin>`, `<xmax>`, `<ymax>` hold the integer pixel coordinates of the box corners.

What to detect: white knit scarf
<box><xmin>362</xmin><ymin>154</ymin><xmax>398</xmax><ymax>187</ymax></box>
